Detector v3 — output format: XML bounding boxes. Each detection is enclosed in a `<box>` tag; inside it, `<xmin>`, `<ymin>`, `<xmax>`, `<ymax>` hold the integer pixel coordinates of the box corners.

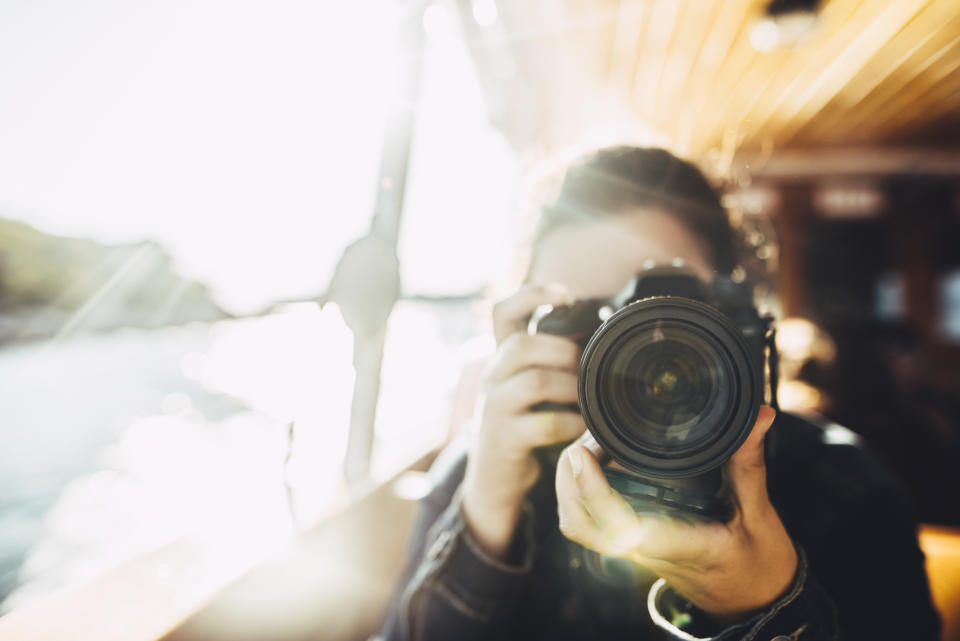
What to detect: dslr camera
<box><xmin>530</xmin><ymin>265</ymin><xmax>776</xmax><ymax>521</ymax></box>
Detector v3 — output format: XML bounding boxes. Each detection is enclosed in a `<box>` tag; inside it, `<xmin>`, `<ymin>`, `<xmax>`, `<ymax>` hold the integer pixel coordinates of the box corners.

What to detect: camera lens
<box><xmin>606</xmin><ymin>329</ymin><xmax>731</xmax><ymax>451</ymax></box>
<box><xmin>579</xmin><ymin>298</ymin><xmax>761</xmax><ymax>478</ymax></box>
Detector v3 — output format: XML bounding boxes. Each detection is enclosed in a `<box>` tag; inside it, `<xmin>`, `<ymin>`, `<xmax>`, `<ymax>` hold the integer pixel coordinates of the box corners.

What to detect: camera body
<box><xmin>530</xmin><ymin>266</ymin><xmax>774</xmax><ymax>520</ymax></box>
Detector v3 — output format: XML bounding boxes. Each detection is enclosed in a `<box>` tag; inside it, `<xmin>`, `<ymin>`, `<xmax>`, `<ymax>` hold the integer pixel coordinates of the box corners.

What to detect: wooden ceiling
<box><xmin>456</xmin><ymin>0</ymin><xmax>960</xmax><ymax>161</ymax></box>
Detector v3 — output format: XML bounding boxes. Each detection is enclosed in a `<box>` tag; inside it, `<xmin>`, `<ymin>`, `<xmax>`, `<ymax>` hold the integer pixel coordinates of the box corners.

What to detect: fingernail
<box><xmin>568</xmin><ymin>447</ymin><xmax>583</xmax><ymax>478</ymax></box>
<box><xmin>759</xmin><ymin>405</ymin><xmax>777</xmax><ymax>431</ymax></box>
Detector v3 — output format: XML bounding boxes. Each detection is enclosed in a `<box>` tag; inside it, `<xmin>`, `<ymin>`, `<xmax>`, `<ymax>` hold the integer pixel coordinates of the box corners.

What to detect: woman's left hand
<box><xmin>555</xmin><ymin>405</ymin><xmax>798</xmax><ymax>619</ymax></box>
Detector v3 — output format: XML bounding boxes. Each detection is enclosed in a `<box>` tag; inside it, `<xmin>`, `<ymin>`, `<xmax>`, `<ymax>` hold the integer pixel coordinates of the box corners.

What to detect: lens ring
<box><xmin>579</xmin><ymin>297</ymin><xmax>761</xmax><ymax>479</ymax></box>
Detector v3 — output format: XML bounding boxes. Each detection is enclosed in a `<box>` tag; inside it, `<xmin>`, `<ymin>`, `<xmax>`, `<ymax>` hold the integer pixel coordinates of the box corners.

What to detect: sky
<box><xmin>0</xmin><ymin>0</ymin><xmax>518</xmax><ymax>313</ymax></box>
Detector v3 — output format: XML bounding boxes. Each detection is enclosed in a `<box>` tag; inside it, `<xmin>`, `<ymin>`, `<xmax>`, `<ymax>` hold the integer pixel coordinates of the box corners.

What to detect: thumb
<box><xmin>726</xmin><ymin>405</ymin><xmax>777</xmax><ymax>516</ymax></box>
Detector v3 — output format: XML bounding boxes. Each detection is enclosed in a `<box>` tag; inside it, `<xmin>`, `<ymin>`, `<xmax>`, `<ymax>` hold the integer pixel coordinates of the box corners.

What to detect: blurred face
<box><xmin>526</xmin><ymin>207</ymin><xmax>715</xmax><ymax>300</ymax></box>
<box><xmin>526</xmin><ymin>208</ymin><xmax>718</xmax><ymax>474</ymax></box>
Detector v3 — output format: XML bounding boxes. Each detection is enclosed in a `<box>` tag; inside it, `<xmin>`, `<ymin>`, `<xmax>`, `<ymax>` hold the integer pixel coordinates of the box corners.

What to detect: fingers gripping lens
<box><xmin>579</xmin><ymin>298</ymin><xmax>761</xmax><ymax>479</ymax></box>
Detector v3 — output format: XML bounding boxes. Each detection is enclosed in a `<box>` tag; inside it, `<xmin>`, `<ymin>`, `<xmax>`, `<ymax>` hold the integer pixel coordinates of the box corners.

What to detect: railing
<box><xmin>0</xmin><ymin>450</ymin><xmax>438</xmax><ymax>641</ymax></box>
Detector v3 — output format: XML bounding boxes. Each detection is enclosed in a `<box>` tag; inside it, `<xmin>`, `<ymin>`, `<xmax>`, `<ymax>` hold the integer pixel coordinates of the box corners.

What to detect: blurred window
<box><xmin>942</xmin><ymin>270</ymin><xmax>960</xmax><ymax>342</ymax></box>
<box><xmin>0</xmin><ymin>0</ymin><xmax>512</xmax><ymax>614</ymax></box>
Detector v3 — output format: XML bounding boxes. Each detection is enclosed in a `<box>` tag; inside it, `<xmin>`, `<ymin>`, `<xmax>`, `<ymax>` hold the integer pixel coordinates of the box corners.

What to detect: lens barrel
<box><xmin>578</xmin><ymin>297</ymin><xmax>761</xmax><ymax>479</ymax></box>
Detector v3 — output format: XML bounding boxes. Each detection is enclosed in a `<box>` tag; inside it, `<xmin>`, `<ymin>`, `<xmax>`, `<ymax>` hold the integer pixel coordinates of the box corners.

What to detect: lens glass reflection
<box><xmin>600</xmin><ymin>323</ymin><xmax>733</xmax><ymax>455</ymax></box>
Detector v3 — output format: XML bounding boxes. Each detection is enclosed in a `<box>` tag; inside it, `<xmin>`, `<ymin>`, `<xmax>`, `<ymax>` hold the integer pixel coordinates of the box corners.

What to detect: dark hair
<box><xmin>534</xmin><ymin>146</ymin><xmax>736</xmax><ymax>275</ymax></box>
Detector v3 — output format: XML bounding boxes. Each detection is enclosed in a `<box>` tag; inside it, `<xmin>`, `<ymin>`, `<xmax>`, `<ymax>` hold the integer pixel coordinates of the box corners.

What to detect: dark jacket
<box><xmin>379</xmin><ymin>412</ymin><xmax>941</xmax><ymax>640</ymax></box>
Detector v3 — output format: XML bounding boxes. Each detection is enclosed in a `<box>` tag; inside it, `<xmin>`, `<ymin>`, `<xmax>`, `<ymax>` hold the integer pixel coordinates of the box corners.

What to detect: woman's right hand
<box><xmin>461</xmin><ymin>283</ymin><xmax>588</xmax><ymax>559</ymax></box>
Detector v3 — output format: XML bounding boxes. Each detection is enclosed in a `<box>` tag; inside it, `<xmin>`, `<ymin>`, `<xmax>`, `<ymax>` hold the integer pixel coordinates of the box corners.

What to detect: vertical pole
<box><xmin>339</xmin><ymin>4</ymin><xmax>426</xmax><ymax>487</ymax></box>
<box><xmin>889</xmin><ymin>176</ymin><xmax>948</xmax><ymax>345</ymax></box>
<box><xmin>344</xmin><ymin>326</ymin><xmax>388</xmax><ymax>486</ymax></box>
<box><xmin>776</xmin><ymin>181</ymin><xmax>812</xmax><ymax>318</ymax></box>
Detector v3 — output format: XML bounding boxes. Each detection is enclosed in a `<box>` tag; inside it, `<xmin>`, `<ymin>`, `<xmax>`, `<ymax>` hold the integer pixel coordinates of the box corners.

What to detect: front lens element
<box><xmin>601</xmin><ymin>324</ymin><xmax>733</xmax><ymax>456</ymax></box>
<box><xmin>579</xmin><ymin>298</ymin><xmax>760</xmax><ymax>478</ymax></box>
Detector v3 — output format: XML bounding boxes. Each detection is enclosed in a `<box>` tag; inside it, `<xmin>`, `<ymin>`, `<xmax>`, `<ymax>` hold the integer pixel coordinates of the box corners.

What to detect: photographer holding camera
<box><xmin>378</xmin><ymin>147</ymin><xmax>940</xmax><ymax>640</ymax></box>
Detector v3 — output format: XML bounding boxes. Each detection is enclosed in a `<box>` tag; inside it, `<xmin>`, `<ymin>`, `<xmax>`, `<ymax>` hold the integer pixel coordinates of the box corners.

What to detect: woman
<box><xmin>379</xmin><ymin>147</ymin><xmax>940</xmax><ymax>640</ymax></box>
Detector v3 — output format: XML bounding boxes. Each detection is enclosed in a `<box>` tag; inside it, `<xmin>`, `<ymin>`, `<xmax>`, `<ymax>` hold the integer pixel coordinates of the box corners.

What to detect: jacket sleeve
<box><xmin>377</xmin><ymin>454</ymin><xmax>536</xmax><ymax>641</ymax></box>
<box><xmin>648</xmin><ymin>487</ymin><xmax>941</xmax><ymax>641</ymax></box>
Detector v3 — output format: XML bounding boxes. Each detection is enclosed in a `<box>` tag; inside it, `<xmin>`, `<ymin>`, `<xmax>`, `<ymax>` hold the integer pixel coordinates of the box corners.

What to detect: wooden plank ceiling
<box><xmin>456</xmin><ymin>0</ymin><xmax>960</xmax><ymax>159</ymax></box>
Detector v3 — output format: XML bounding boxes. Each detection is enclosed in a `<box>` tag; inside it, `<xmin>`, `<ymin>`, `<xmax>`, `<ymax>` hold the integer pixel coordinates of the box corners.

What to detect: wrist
<box><xmin>742</xmin><ymin>522</ymin><xmax>799</xmax><ymax>613</ymax></box>
<box><xmin>694</xmin><ymin>530</ymin><xmax>799</xmax><ymax>619</ymax></box>
<box><xmin>461</xmin><ymin>486</ymin><xmax>525</xmax><ymax>559</ymax></box>
<box><xmin>649</xmin><ymin>546</ymin><xmax>820</xmax><ymax>641</ymax></box>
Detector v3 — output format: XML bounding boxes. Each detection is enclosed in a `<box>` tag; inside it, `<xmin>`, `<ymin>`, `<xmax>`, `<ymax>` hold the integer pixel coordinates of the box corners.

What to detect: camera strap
<box><xmin>762</xmin><ymin>315</ymin><xmax>780</xmax><ymax>412</ymax></box>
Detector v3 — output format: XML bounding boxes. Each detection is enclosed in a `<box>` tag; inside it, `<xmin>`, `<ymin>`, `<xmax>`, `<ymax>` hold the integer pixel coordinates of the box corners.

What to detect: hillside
<box><xmin>0</xmin><ymin>218</ymin><xmax>228</xmax><ymax>343</ymax></box>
